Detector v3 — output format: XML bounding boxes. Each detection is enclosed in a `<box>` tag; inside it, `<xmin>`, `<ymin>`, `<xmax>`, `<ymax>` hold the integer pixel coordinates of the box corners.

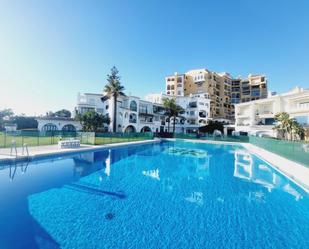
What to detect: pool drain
<box><xmin>105</xmin><ymin>212</ymin><xmax>115</xmax><ymax>220</ymax></box>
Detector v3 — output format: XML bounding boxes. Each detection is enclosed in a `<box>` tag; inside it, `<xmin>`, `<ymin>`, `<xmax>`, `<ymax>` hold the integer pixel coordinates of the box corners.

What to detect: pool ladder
<box><xmin>22</xmin><ymin>143</ymin><xmax>29</xmax><ymax>157</ymax></box>
<box><xmin>10</xmin><ymin>141</ymin><xmax>29</xmax><ymax>158</ymax></box>
<box><xmin>10</xmin><ymin>140</ymin><xmax>17</xmax><ymax>157</ymax></box>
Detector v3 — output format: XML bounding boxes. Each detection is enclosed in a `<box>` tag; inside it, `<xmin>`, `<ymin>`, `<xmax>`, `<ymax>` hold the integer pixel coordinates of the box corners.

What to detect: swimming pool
<box><xmin>0</xmin><ymin>140</ymin><xmax>308</xmax><ymax>249</ymax></box>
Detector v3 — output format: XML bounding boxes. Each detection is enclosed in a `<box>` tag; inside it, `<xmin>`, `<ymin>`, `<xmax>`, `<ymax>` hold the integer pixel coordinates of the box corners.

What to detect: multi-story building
<box><xmin>76</xmin><ymin>92</ymin><xmax>170</xmax><ymax>133</ymax></box>
<box><xmin>165</xmin><ymin>69</ymin><xmax>268</xmax><ymax>123</ymax></box>
<box><xmin>146</xmin><ymin>92</ymin><xmax>211</xmax><ymax>133</ymax></box>
<box><xmin>76</xmin><ymin>93</ymin><xmax>105</xmax><ymax>115</ymax></box>
<box><xmin>76</xmin><ymin>91</ymin><xmax>211</xmax><ymax>134</ymax></box>
<box><xmin>232</xmin><ymin>74</ymin><xmax>267</xmax><ymax>104</ymax></box>
<box><xmin>234</xmin><ymin>87</ymin><xmax>309</xmax><ymax>136</ymax></box>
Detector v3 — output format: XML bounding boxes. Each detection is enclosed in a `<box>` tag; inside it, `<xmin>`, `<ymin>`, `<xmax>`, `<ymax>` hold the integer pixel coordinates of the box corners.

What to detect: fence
<box><xmin>249</xmin><ymin>136</ymin><xmax>309</xmax><ymax>167</ymax></box>
<box><xmin>0</xmin><ymin>131</ymin><xmax>153</xmax><ymax>148</ymax></box>
<box><xmin>173</xmin><ymin>133</ymin><xmax>250</xmax><ymax>143</ymax></box>
<box><xmin>1</xmin><ymin>130</ymin><xmax>308</xmax><ymax>167</ymax></box>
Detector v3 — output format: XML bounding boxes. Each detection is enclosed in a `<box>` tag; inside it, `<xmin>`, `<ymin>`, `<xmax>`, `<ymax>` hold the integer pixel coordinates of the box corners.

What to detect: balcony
<box><xmin>139</xmin><ymin>108</ymin><xmax>153</xmax><ymax>116</ymax></box>
<box><xmin>236</xmin><ymin>112</ymin><xmax>250</xmax><ymax>118</ymax></box>
<box><xmin>188</xmin><ymin>102</ymin><xmax>197</xmax><ymax>108</ymax></box>
<box><xmin>129</xmin><ymin>113</ymin><xmax>137</xmax><ymax>123</ymax></box>
<box><xmin>251</xmin><ymin>91</ymin><xmax>261</xmax><ymax>97</ymax></box>
<box><xmin>287</xmin><ymin>104</ymin><xmax>309</xmax><ymax>114</ymax></box>
<box><xmin>199</xmin><ymin>111</ymin><xmax>207</xmax><ymax>118</ymax></box>
<box><xmin>139</xmin><ymin>118</ymin><xmax>153</xmax><ymax>124</ymax></box>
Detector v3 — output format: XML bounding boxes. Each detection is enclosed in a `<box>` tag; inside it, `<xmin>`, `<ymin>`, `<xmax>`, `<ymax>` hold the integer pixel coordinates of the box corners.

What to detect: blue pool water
<box><xmin>0</xmin><ymin>140</ymin><xmax>308</xmax><ymax>249</ymax></box>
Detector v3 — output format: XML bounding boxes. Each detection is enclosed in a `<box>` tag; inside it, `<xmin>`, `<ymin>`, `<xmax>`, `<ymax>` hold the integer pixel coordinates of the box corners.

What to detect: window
<box><xmin>105</xmin><ymin>105</ymin><xmax>109</xmax><ymax>110</ymax></box>
<box><xmin>189</xmin><ymin>102</ymin><xmax>197</xmax><ymax>108</ymax></box>
<box><xmin>42</xmin><ymin>123</ymin><xmax>58</xmax><ymax>131</ymax></box>
<box><xmin>129</xmin><ymin>113</ymin><xmax>137</xmax><ymax>123</ymax></box>
<box><xmin>300</xmin><ymin>102</ymin><xmax>309</xmax><ymax>108</ymax></box>
<box><xmin>130</xmin><ymin>101</ymin><xmax>137</xmax><ymax>112</ymax></box>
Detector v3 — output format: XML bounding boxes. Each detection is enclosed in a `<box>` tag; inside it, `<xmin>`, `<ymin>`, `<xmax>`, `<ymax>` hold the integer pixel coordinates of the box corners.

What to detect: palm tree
<box><xmin>171</xmin><ymin>104</ymin><xmax>185</xmax><ymax>134</ymax></box>
<box><xmin>162</xmin><ymin>98</ymin><xmax>174</xmax><ymax>132</ymax></box>
<box><xmin>103</xmin><ymin>66</ymin><xmax>125</xmax><ymax>132</ymax></box>
<box><xmin>162</xmin><ymin>98</ymin><xmax>184</xmax><ymax>134</ymax></box>
<box><xmin>291</xmin><ymin>119</ymin><xmax>304</xmax><ymax>140</ymax></box>
<box><xmin>274</xmin><ymin>112</ymin><xmax>304</xmax><ymax>140</ymax></box>
<box><xmin>274</xmin><ymin>112</ymin><xmax>292</xmax><ymax>139</ymax></box>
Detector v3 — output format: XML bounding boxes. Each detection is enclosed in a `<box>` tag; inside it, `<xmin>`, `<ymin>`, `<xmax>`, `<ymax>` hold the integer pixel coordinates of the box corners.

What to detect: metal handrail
<box><xmin>10</xmin><ymin>140</ymin><xmax>17</xmax><ymax>158</ymax></box>
<box><xmin>22</xmin><ymin>143</ymin><xmax>29</xmax><ymax>157</ymax></box>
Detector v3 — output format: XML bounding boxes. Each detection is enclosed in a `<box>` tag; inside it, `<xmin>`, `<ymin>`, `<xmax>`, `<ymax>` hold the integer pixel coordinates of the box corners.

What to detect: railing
<box><xmin>0</xmin><ymin>131</ymin><xmax>153</xmax><ymax>148</ymax></box>
<box><xmin>249</xmin><ymin>136</ymin><xmax>309</xmax><ymax>167</ymax></box>
<box><xmin>94</xmin><ymin>132</ymin><xmax>153</xmax><ymax>145</ymax></box>
<box><xmin>0</xmin><ymin>131</ymin><xmax>78</xmax><ymax>148</ymax></box>
<box><xmin>173</xmin><ymin>133</ymin><xmax>250</xmax><ymax>143</ymax></box>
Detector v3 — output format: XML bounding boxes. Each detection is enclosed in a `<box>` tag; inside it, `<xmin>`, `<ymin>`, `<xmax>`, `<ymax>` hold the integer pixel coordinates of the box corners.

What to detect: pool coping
<box><xmin>0</xmin><ymin>139</ymin><xmax>160</xmax><ymax>164</ymax></box>
<box><xmin>165</xmin><ymin>138</ymin><xmax>309</xmax><ymax>193</ymax></box>
<box><xmin>243</xmin><ymin>143</ymin><xmax>309</xmax><ymax>193</ymax></box>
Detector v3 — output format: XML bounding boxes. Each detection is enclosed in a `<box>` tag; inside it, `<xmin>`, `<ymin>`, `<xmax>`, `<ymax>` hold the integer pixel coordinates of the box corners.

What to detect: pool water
<box><xmin>0</xmin><ymin>141</ymin><xmax>308</xmax><ymax>249</ymax></box>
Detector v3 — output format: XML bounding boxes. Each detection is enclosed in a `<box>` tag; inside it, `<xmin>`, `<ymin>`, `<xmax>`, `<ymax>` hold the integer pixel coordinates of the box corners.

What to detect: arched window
<box><xmin>42</xmin><ymin>123</ymin><xmax>58</xmax><ymax>131</ymax></box>
<box><xmin>62</xmin><ymin>124</ymin><xmax>76</xmax><ymax>132</ymax></box>
<box><xmin>140</xmin><ymin>126</ymin><xmax>152</xmax><ymax>133</ymax></box>
<box><xmin>125</xmin><ymin>125</ymin><xmax>136</xmax><ymax>133</ymax></box>
<box><xmin>130</xmin><ymin>101</ymin><xmax>137</xmax><ymax>112</ymax></box>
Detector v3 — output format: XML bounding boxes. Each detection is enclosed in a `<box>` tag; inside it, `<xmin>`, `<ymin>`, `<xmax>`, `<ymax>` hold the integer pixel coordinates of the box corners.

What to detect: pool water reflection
<box><xmin>0</xmin><ymin>141</ymin><xmax>308</xmax><ymax>249</ymax></box>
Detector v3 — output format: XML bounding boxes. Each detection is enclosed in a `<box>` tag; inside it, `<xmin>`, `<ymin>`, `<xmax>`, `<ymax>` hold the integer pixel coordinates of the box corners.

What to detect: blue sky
<box><xmin>0</xmin><ymin>0</ymin><xmax>309</xmax><ymax>115</ymax></box>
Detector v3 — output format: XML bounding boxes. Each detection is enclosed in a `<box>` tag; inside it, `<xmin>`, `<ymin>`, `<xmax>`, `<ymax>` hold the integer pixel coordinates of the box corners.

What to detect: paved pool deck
<box><xmin>0</xmin><ymin>139</ymin><xmax>160</xmax><ymax>163</ymax></box>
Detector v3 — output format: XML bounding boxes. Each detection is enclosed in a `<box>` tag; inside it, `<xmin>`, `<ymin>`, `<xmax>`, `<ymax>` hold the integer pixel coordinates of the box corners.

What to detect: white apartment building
<box><xmin>145</xmin><ymin>92</ymin><xmax>211</xmax><ymax>133</ymax></box>
<box><xmin>76</xmin><ymin>91</ymin><xmax>211</xmax><ymax>133</ymax></box>
<box><xmin>76</xmin><ymin>93</ymin><xmax>105</xmax><ymax>115</ymax></box>
<box><xmin>77</xmin><ymin>93</ymin><xmax>168</xmax><ymax>133</ymax></box>
<box><xmin>235</xmin><ymin>87</ymin><xmax>309</xmax><ymax>136</ymax></box>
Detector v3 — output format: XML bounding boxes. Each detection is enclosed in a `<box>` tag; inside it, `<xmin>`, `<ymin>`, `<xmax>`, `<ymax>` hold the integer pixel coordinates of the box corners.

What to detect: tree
<box><xmin>162</xmin><ymin>98</ymin><xmax>184</xmax><ymax>134</ymax></box>
<box><xmin>103</xmin><ymin>66</ymin><xmax>125</xmax><ymax>132</ymax></box>
<box><xmin>273</xmin><ymin>112</ymin><xmax>292</xmax><ymax>139</ymax></box>
<box><xmin>46</xmin><ymin>109</ymin><xmax>71</xmax><ymax>118</ymax></box>
<box><xmin>199</xmin><ymin>120</ymin><xmax>224</xmax><ymax>134</ymax></box>
<box><xmin>0</xmin><ymin>109</ymin><xmax>14</xmax><ymax>130</ymax></box>
<box><xmin>162</xmin><ymin>98</ymin><xmax>174</xmax><ymax>132</ymax></box>
<box><xmin>291</xmin><ymin>119</ymin><xmax>304</xmax><ymax>140</ymax></box>
<box><xmin>273</xmin><ymin>112</ymin><xmax>304</xmax><ymax>140</ymax></box>
<box><xmin>54</xmin><ymin>109</ymin><xmax>71</xmax><ymax>118</ymax></box>
<box><xmin>11</xmin><ymin>116</ymin><xmax>38</xmax><ymax>130</ymax></box>
<box><xmin>76</xmin><ymin>111</ymin><xmax>110</xmax><ymax>132</ymax></box>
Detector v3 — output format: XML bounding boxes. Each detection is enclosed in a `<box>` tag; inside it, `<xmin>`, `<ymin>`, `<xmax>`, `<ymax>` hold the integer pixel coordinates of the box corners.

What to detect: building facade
<box><xmin>145</xmin><ymin>92</ymin><xmax>211</xmax><ymax>133</ymax></box>
<box><xmin>76</xmin><ymin>93</ymin><xmax>105</xmax><ymax>115</ymax></box>
<box><xmin>234</xmin><ymin>87</ymin><xmax>309</xmax><ymax>136</ymax></box>
<box><xmin>36</xmin><ymin>117</ymin><xmax>82</xmax><ymax>132</ymax></box>
<box><xmin>76</xmin><ymin>92</ymin><xmax>211</xmax><ymax>133</ymax></box>
<box><xmin>165</xmin><ymin>69</ymin><xmax>268</xmax><ymax>123</ymax></box>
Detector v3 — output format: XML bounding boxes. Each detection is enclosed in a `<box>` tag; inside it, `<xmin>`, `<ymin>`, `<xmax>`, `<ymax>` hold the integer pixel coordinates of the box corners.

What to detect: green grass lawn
<box><xmin>0</xmin><ymin>133</ymin><xmax>151</xmax><ymax>148</ymax></box>
<box><xmin>0</xmin><ymin>134</ymin><xmax>62</xmax><ymax>148</ymax></box>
